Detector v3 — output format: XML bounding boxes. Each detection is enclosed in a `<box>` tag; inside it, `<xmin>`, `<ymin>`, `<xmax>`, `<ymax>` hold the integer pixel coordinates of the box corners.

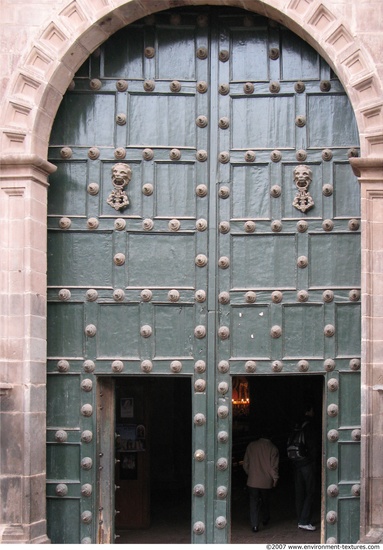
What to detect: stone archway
<box><xmin>0</xmin><ymin>0</ymin><xmax>382</xmax><ymax>544</ymax></box>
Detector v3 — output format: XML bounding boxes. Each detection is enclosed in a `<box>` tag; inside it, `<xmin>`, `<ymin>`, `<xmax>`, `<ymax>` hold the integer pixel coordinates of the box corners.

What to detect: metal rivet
<box><xmin>85</xmin><ymin>324</ymin><xmax>97</xmax><ymax>337</ymax></box>
<box><xmin>114</xmin><ymin>253</ymin><xmax>125</xmax><ymax>265</ymax></box>
<box><xmin>269</xmin><ymin>81</ymin><xmax>280</xmax><ymax>93</ymax></box>
<box><xmin>297</xmin><ymin>290</ymin><xmax>309</xmax><ymax>302</ymax></box>
<box><xmin>168</xmin><ymin>289</ymin><xmax>180</xmax><ymax>302</ymax></box>
<box><xmin>116</xmin><ymin>113</ymin><xmax>126</xmax><ymax>126</ymax></box>
<box><xmin>196</xmin><ymin>219</ymin><xmax>207</xmax><ymax>231</ymax></box>
<box><xmin>295</xmin><ymin>115</ymin><xmax>306</xmax><ymax>127</ymax></box>
<box><xmin>269</xmin><ymin>47</ymin><xmax>280</xmax><ymax>60</ymax></box>
<box><xmin>324</xmin><ymin>358</ymin><xmax>335</xmax><ymax>372</ymax></box>
<box><xmin>87</xmin><ymin>217</ymin><xmax>99</xmax><ymax>230</ymax></box>
<box><xmin>114</xmin><ymin>147</ymin><xmax>126</xmax><ymax>159</ymax></box>
<box><xmin>219</xmin><ymin>49</ymin><xmax>229</xmax><ymax>62</ymax></box>
<box><xmin>196</xmin><ymin>115</ymin><xmax>208</xmax><ymax>128</ymax></box>
<box><xmin>217</xmin><ymin>486</ymin><xmax>228</xmax><ymax>498</ymax></box>
<box><xmin>58</xmin><ymin>289</ymin><xmax>71</xmax><ymax>301</ymax></box>
<box><xmin>219</xmin><ymin>151</ymin><xmax>230</xmax><ymax>164</ymax></box>
<box><xmin>271</xmin><ymin>291</ymin><xmax>283</xmax><ymax>303</ymax></box>
<box><xmin>141</xmin><ymin>360</ymin><xmax>153</xmax><ymax>373</ymax></box>
<box><xmin>195</xmin><ymin>254</ymin><xmax>208</xmax><ymax>267</ymax></box>
<box><xmin>348</xmin><ymin>147</ymin><xmax>359</xmax><ymax>158</ymax></box>
<box><xmin>143</xmin><ymin>80</ymin><xmax>155</xmax><ymax>92</ymax></box>
<box><xmin>142</xmin><ymin>148</ymin><xmax>154</xmax><ymax>160</ymax></box>
<box><xmin>196</xmin><ymin>150</ymin><xmax>208</xmax><ymax>162</ymax></box>
<box><xmin>244</xmin><ymin>82</ymin><xmax>254</xmax><ymax>94</ymax></box>
<box><xmin>348</xmin><ymin>218</ymin><xmax>360</xmax><ymax>231</ymax></box>
<box><xmin>81</xmin><ymin>430</ymin><xmax>93</xmax><ymax>443</ymax></box>
<box><xmin>327</xmin><ymin>457</ymin><xmax>338</xmax><ymax>470</ymax></box>
<box><xmin>218</xmin><ymin>221</ymin><xmax>230</xmax><ymax>234</ymax></box>
<box><xmin>81</xmin><ymin>403</ymin><xmax>93</xmax><ymax>417</ymax></box>
<box><xmin>218</xmin><ymin>292</ymin><xmax>230</xmax><ymax>304</ymax></box>
<box><xmin>169</xmin><ymin>148</ymin><xmax>181</xmax><ymax>160</ymax></box>
<box><xmin>90</xmin><ymin>78</ymin><xmax>101</xmax><ymax>90</ymax></box>
<box><xmin>219</xmin><ymin>83</ymin><xmax>230</xmax><ymax>95</ymax></box>
<box><xmin>323</xmin><ymin>290</ymin><xmax>334</xmax><ymax>303</ymax></box>
<box><xmin>270</xmin><ymin>185</ymin><xmax>281</xmax><ymax>198</ymax></box>
<box><xmin>271</xmin><ymin>150</ymin><xmax>282</xmax><ymax>162</ymax></box>
<box><xmin>83</xmin><ymin>360</ymin><xmax>95</xmax><ymax>373</ymax></box>
<box><xmin>271</xmin><ymin>325</ymin><xmax>282</xmax><ymax>338</ymax></box>
<box><xmin>297</xmin><ymin>256</ymin><xmax>308</xmax><ymax>268</ymax></box>
<box><xmin>140</xmin><ymin>325</ymin><xmax>152</xmax><ymax>338</ymax></box>
<box><xmin>144</xmin><ymin>47</ymin><xmax>155</xmax><ymax>58</ymax></box>
<box><xmin>327</xmin><ymin>538</ymin><xmax>337</xmax><ymax>544</ymax></box>
<box><xmin>295</xmin><ymin>81</ymin><xmax>305</xmax><ymax>93</ymax></box>
<box><xmin>81</xmin><ymin>457</ymin><xmax>93</xmax><ymax>470</ymax></box>
<box><xmin>57</xmin><ymin>359</ymin><xmax>70</xmax><ymax>372</ymax></box>
<box><xmin>218</xmin><ymin>431</ymin><xmax>228</xmax><ymax>443</ymax></box>
<box><xmin>297</xmin><ymin>360</ymin><xmax>309</xmax><ymax>372</ymax></box>
<box><xmin>55</xmin><ymin>430</ymin><xmax>68</xmax><ymax>443</ymax></box>
<box><xmin>113</xmin><ymin>289</ymin><xmax>125</xmax><ymax>302</ymax></box>
<box><xmin>112</xmin><ymin>360</ymin><xmax>124</xmax><ymax>373</ymax></box>
<box><xmin>327</xmin><ymin>403</ymin><xmax>338</xmax><ymax>417</ymax></box>
<box><xmin>327</xmin><ymin>429</ymin><xmax>339</xmax><ymax>442</ymax></box>
<box><xmin>116</xmin><ymin>80</ymin><xmax>128</xmax><ymax>92</ymax></box>
<box><xmin>86</xmin><ymin>289</ymin><xmax>98</xmax><ymax>302</ymax></box>
<box><xmin>349</xmin><ymin>358</ymin><xmax>361</xmax><ymax>371</ymax></box>
<box><xmin>88</xmin><ymin>147</ymin><xmax>100</xmax><ymax>160</ymax></box>
<box><xmin>143</xmin><ymin>219</ymin><xmax>154</xmax><ymax>231</ymax></box>
<box><xmin>219</xmin><ymin>117</ymin><xmax>230</xmax><ymax>129</ymax></box>
<box><xmin>326</xmin><ymin>484</ymin><xmax>340</xmax><ymax>503</ymax></box>
<box><xmin>170</xmin><ymin>80</ymin><xmax>181</xmax><ymax>92</ymax></box>
<box><xmin>218</xmin><ymin>256</ymin><xmax>230</xmax><ymax>269</ymax></box>
<box><xmin>59</xmin><ymin>217</ymin><xmax>71</xmax><ymax>229</ymax></box>
<box><xmin>327</xmin><ymin>378</ymin><xmax>339</xmax><ymax>392</ymax></box>
<box><xmin>323</xmin><ymin>184</ymin><xmax>333</xmax><ymax>196</ymax></box>
<box><xmin>244</xmin><ymin>220</ymin><xmax>256</xmax><ymax>233</ymax></box>
<box><xmin>218</xmin><ymin>326</ymin><xmax>230</xmax><ymax>340</ymax></box>
<box><xmin>217</xmin><ymin>360</ymin><xmax>229</xmax><ymax>373</ymax></box>
<box><xmin>81</xmin><ymin>511</ymin><xmax>92</xmax><ymax>524</ymax></box>
<box><xmin>81</xmin><ymin>379</ymin><xmax>93</xmax><ymax>392</ymax></box>
<box><xmin>297</xmin><ymin>220</ymin><xmax>308</xmax><ymax>233</ymax></box>
<box><xmin>320</xmin><ymin>80</ymin><xmax>331</xmax><ymax>92</ymax></box>
<box><xmin>216</xmin><ymin>516</ymin><xmax>227</xmax><ymax>529</ymax></box>
<box><xmin>351</xmin><ymin>484</ymin><xmax>360</xmax><ymax>496</ymax></box>
<box><xmin>218</xmin><ymin>186</ymin><xmax>230</xmax><ymax>199</ymax></box>
<box><xmin>194</xmin><ymin>449</ymin><xmax>205</xmax><ymax>461</ymax></box>
<box><xmin>168</xmin><ymin>218</ymin><xmax>180</xmax><ymax>231</ymax></box>
<box><xmin>245</xmin><ymin>360</ymin><xmax>256</xmax><ymax>373</ymax></box>
<box><xmin>349</xmin><ymin>289</ymin><xmax>360</xmax><ymax>301</ymax></box>
<box><xmin>217</xmin><ymin>406</ymin><xmax>229</xmax><ymax>419</ymax></box>
<box><xmin>195</xmin><ymin>289</ymin><xmax>206</xmax><ymax>302</ymax></box>
<box><xmin>87</xmin><ymin>182</ymin><xmax>99</xmax><ymax>196</ymax></box>
<box><xmin>81</xmin><ymin>484</ymin><xmax>92</xmax><ymax>497</ymax></box>
<box><xmin>193</xmin><ymin>521</ymin><xmax>205</xmax><ymax>534</ymax></box>
<box><xmin>195</xmin><ymin>360</ymin><xmax>206</xmax><ymax>373</ymax></box>
<box><xmin>197</xmin><ymin>81</ymin><xmax>208</xmax><ymax>93</ymax></box>
<box><xmin>55</xmin><ymin>483</ymin><xmax>68</xmax><ymax>497</ymax></box>
<box><xmin>170</xmin><ymin>360</ymin><xmax>182</xmax><ymax>373</ymax></box>
<box><xmin>296</xmin><ymin>149</ymin><xmax>307</xmax><ymax>161</ymax></box>
<box><xmin>196</xmin><ymin>184</ymin><xmax>208</xmax><ymax>197</ymax></box>
<box><xmin>271</xmin><ymin>220</ymin><xmax>282</xmax><ymax>232</ymax></box>
<box><xmin>194</xmin><ymin>413</ymin><xmax>206</xmax><ymax>426</ymax></box>
<box><xmin>245</xmin><ymin>291</ymin><xmax>256</xmax><ymax>303</ymax></box>
<box><xmin>324</xmin><ymin>324</ymin><xmax>335</xmax><ymax>337</ymax></box>
<box><xmin>193</xmin><ymin>484</ymin><xmax>205</xmax><ymax>496</ymax></box>
<box><xmin>272</xmin><ymin>360</ymin><xmax>283</xmax><ymax>372</ymax></box>
<box><xmin>244</xmin><ymin>150</ymin><xmax>256</xmax><ymax>162</ymax></box>
<box><xmin>195</xmin><ymin>379</ymin><xmax>206</xmax><ymax>392</ymax></box>
<box><xmin>218</xmin><ymin>381</ymin><xmax>229</xmax><ymax>394</ymax></box>
<box><xmin>326</xmin><ymin>511</ymin><xmax>337</xmax><ymax>524</ymax></box>
<box><xmin>142</xmin><ymin>183</ymin><xmax>154</xmax><ymax>196</ymax></box>
<box><xmin>196</xmin><ymin>46</ymin><xmax>208</xmax><ymax>59</ymax></box>
<box><xmin>322</xmin><ymin>148</ymin><xmax>333</xmax><ymax>161</ymax></box>
<box><xmin>216</xmin><ymin>457</ymin><xmax>228</xmax><ymax>470</ymax></box>
<box><xmin>60</xmin><ymin>147</ymin><xmax>72</xmax><ymax>159</ymax></box>
<box><xmin>194</xmin><ymin>325</ymin><xmax>206</xmax><ymax>339</ymax></box>
<box><xmin>141</xmin><ymin>289</ymin><xmax>152</xmax><ymax>302</ymax></box>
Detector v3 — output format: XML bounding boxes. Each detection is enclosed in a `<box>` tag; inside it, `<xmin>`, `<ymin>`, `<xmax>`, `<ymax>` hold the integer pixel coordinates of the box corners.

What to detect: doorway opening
<box><xmin>114</xmin><ymin>376</ymin><xmax>192</xmax><ymax>544</ymax></box>
<box><xmin>231</xmin><ymin>375</ymin><xmax>324</xmax><ymax>543</ymax></box>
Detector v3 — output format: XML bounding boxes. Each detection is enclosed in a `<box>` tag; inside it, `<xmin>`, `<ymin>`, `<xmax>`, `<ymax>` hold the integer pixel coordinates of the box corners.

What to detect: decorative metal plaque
<box><xmin>292</xmin><ymin>165</ymin><xmax>314</xmax><ymax>213</ymax></box>
<box><xmin>107</xmin><ymin>163</ymin><xmax>131</xmax><ymax>211</ymax></box>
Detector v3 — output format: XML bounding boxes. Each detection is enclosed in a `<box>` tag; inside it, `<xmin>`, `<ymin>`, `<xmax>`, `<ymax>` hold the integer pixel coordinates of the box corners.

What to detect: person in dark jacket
<box><xmin>243</xmin><ymin>435</ymin><xmax>279</xmax><ymax>533</ymax></box>
<box><xmin>292</xmin><ymin>405</ymin><xmax>319</xmax><ymax>531</ymax></box>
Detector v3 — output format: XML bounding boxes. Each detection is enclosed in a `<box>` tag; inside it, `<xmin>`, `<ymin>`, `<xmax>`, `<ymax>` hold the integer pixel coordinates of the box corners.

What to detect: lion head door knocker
<box><xmin>292</xmin><ymin>165</ymin><xmax>314</xmax><ymax>213</ymax></box>
<box><xmin>107</xmin><ymin>163</ymin><xmax>132</xmax><ymax>211</ymax></box>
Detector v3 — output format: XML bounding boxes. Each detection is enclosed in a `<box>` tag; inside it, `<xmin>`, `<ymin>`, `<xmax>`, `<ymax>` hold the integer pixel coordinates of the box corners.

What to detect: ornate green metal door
<box><xmin>47</xmin><ymin>7</ymin><xmax>361</xmax><ymax>544</ymax></box>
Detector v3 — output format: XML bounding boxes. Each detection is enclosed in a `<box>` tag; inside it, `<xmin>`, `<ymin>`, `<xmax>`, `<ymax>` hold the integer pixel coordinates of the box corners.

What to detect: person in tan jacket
<box><xmin>243</xmin><ymin>435</ymin><xmax>279</xmax><ymax>533</ymax></box>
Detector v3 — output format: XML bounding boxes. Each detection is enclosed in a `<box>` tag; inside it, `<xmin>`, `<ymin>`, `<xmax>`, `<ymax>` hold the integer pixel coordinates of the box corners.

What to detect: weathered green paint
<box><xmin>47</xmin><ymin>7</ymin><xmax>361</xmax><ymax>544</ymax></box>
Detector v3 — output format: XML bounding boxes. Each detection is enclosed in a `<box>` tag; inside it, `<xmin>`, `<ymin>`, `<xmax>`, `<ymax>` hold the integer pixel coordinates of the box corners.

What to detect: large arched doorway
<box><xmin>46</xmin><ymin>6</ymin><xmax>361</xmax><ymax>543</ymax></box>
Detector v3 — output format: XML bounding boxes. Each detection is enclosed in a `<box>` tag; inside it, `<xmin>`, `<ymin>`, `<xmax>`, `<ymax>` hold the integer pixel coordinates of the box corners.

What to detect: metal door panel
<box><xmin>47</xmin><ymin>7</ymin><xmax>361</xmax><ymax>544</ymax></box>
<box><xmin>47</xmin><ymin>499</ymin><xmax>81</xmax><ymax>543</ymax></box>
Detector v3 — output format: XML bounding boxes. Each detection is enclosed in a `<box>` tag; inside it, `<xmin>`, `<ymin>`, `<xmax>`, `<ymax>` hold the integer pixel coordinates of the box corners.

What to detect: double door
<box><xmin>46</xmin><ymin>7</ymin><xmax>361</xmax><ymax>543</ymax></box>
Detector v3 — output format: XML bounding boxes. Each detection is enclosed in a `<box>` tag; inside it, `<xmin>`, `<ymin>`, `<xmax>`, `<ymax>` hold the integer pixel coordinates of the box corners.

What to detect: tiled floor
<box><xmin>117</xmin><ymin>471</ymin><xmax>321</xmax><ymax>545</ymax></box>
